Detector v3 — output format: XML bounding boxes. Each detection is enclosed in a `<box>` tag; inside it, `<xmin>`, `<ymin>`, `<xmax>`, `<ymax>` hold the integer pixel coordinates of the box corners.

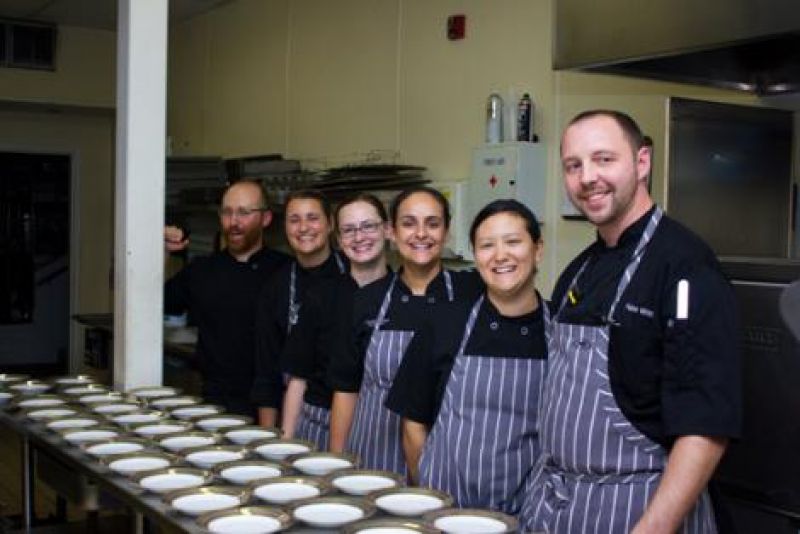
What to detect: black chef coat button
<box><xmin>521</xmin><ymin>326</ymin><xmax>529</xmax><ymax>336</ymax></box>
<box><xmin>490</xmin><ymin>321</ymin><xmax>499</xmax><ymax>331</ymax></box>
<box><xmin>401</xmin><ymin>295</ymin><xmax>410</xmax><ymax>303</ymax></box>
<box><xmin>427</xmin><ymin>297</ymin><xmax>435</xmax><ymax>304</ymax></box>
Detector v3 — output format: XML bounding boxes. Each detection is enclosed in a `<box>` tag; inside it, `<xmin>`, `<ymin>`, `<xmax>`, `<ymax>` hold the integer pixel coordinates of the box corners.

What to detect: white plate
<box><xmin>224</xmin><ymin>428</ymin><xmax>278</xmax><ymax>445</ymax></box>
<box><xmin>185</xmin><ymin>450</ymin><xmax>244</xmax><ymax>469</ymax></box>
<box><xmin>63</xmin><ymin>386</ymin><xmax>106</xmax><ymax>396</ymax></box>
<box><xmin>18</xmin><ymin>398</ymin><xmax>65</xmax><ymax>408</ymax></box>
<box><xmin>207</xmin><ymin>515</ymin><xmax>283</xmax><ymax>534</ymax></box>
<box><xmin>170</xmin><ymin>406</ymin><xmax>220</xmax><ymax>420</ymax></box>
<box><xmin>130</xmin><ymin>387</ymin><xmax>178</xmax><ymax>399</ymax></box>
<box><xmin>195</xmin><ymin>417</ymin><xmax>247</xmax><ymax>431</ymax></box>
<box><xmin>27</xmin><ymin>408</ymin><xmax>77</xmax><ymax>420</ymax></box>
<box><xmin>432</xmin><ymin>515</ymin><xmax>508</xmax><ymax>533</ymax></box>
<box><xmin>47</xmin><ymin>417</ymin><xmax>100</xmax><ymax>430</ymax></box>
<box><xmin>293</xmin><ymin>456</ymin><xmax>353</xmax><ymax>476</ymax></box>
<box><xmin>0</xmin><ymin>392</ymin><xmax>12</xmax><ymax>405</ymax></box>
<box><xmin>254</xmin><ymin>442</ymin><xmax>310</xmax><ymax>461</ymax></box>
<box><xmin>159</xmin><ymin>435</ymin><xmax>216</xmax><ymax>452</ymax></box>
<box><xmin>219</xmin><ymin>465</ymin><xmax>282</xmax><ymax>485</ymax></box>
<box><xmin>253</xmin><ymin>482</ymin><xmax>320</xmax><ymax>504</ymax></box>
<box><xmin>93</xmin><ymin>403</ymin><xmax>140</xmax><ymax>414</ymax></box>
<box><xmin>139</xmin><ymin>472</ymin><xmax>206</xmax><ymax>494</ymax></box>
<box><xmin>79</xmin><ymin>393</ymin><xmax>123</xmax><ymax>405</ymax></box>
<box><xmin>11</xmin><ymin>383</ymin><xmax>51</xmax><ymax>395</ymax></box>
<box><xmin>65</xmin><ymin>429</ymin><xmax>119</xmax><ymax>444</ymax></box>
<box><xmin>151</xmin><ymin>396</ymin><xmax>198</xmax><ymax>408</ymax></box>
<box><xmin>332</xmin><ymin>474</ymin><xmax>399</xmax><ymax>496</ymax></box>
<box><xmin>134</xmin><ymin>424</ymin><xmax>189</xmax><ymax>437</ymax></box>
<box><xmin>54</xmin><ymin>376</ymin><xmax>94</xmax><ymax>385</ymax></box>
<box><xmin>86</xmin><ymin>441</ymin><xmax>145</xmax><ymax>457</ymax></box>
<box><xmin>375</xmin><ymin>494</ymin><xmax>445</xmax><ymax>517</ymax></box>
<box><xmin>171</xmin><ymin>493</ymin><xmax>241</xmax><ymax>516</ymax></box>
<box><xmin>108</xmin><ymin>456</ymin><xmax>171</xmax><ymax>475</ymax></box>
<box><xmin>354</xmin><ymin>528</ymin><xmax>424</xmax><ymax>534</ymax></box>
<box><xmin>293</xmin><ymin>502</ymin><xmax>365</xmax><ymax>528</ymax></box>
<box><xmin>111</xmin><ymin>412</ymin><xmax>163</xmax><ymax>425</ymax></box>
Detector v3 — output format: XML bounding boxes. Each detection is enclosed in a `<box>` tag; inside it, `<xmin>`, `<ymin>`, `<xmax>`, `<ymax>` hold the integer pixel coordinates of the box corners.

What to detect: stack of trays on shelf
<box><xmin>1</xmin><ymin>375</ymin><xmax>521</xmax><ymax>533</ymax></box>
<box><xmin>310</xmin><ymin>164</ymin><xmax>430</xmax><ymax>202</ymax></box>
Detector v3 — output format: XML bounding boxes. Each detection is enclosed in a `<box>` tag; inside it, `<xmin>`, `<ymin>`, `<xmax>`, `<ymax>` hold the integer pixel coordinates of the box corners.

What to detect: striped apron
<box><xmin>290</xmin><ymin>252</ymin><xmax>345</xmax><ymax>450</ymax></box>
<box><xmin>520</xmin><ymin>207</ymin><xmax>717</xmax><ymax>534</ymax></box>
<box><xmin>419</xmin><ymin>293</ymin><xmax>549</xmax><ymax>515</ymax></box>
<box><xmin>347</xmin><ymin>271</ymin><xmax>454</xmax><ymax>475</ymax></box>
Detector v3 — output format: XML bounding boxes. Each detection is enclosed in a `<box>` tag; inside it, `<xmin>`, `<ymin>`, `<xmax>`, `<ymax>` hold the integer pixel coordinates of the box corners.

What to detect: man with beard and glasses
<box><xmin>164</xmin><ymin>180</ymin><xmax>290</xmax><ymax>417</ymax></box>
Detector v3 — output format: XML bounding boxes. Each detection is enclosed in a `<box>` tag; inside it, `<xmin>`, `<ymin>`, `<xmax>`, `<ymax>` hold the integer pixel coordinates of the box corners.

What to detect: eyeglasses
<box><xmin>339</xmin><ymin>220</ymin><xmax>383</xmax><ymax>239</ymax></box>
<box><xmin>219</xmin><ymin>207</ymin><xmax>268</xmax><ymax>219</ymax></box>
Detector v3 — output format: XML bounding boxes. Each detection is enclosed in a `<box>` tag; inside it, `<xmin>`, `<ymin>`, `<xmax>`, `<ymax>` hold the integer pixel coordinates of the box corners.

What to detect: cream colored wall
<box><xmin>166</xmin><ymin>0</ymin><xmax>779</xmax><ymax>293</ymax></box>
<box><xmin>0</xmin><ymin>107</ymin><xmax>115</xmax><ymax>367</ymax></box>
<box><xmin>0</xmin><ymin>25</ymin><xmax>115</xmax><ymax>108</ymax></box>
<box><xmin>168</xmin><ymin>0</ymin><xmax>289</xmax><ymax>157</ymax></box>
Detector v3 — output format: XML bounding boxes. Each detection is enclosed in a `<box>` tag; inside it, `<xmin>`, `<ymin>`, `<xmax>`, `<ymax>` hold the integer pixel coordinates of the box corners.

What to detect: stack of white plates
<box><xmin>183</xmin><ymin>445</ymin><xmax>248</xmax><ymax>469</ymax></box>
<box><xmin>193</xmin><ymin>414</ymin><xmax>252</xmax><ymax>432</ymax></box>
<box><xmin>52</xmin><ymin>375</ymin><xmax>95</xmax><ymax>386</ymax></box>
<box><xmin>105</xmin><ymin>451</ymin><xmax>175</xmax><ymax>476</ymax></box>
<box><xmin>169</xmin><ymin>404</ymin><xmax>224</xmax><ymax>421</ymax></box>
<box><xmin>131</xmin><ymin>420</ymin><xmax>194</xmax><ymax>438</ymax></box>
<box><xmin>10</xmin><ymin>381</ymin><xmax>52</xmax><ymax>395</ymax></box>
<box><xmin>222</xmin><ymin>425</ymin><xmax>280</xmax><ymax>446</ymax></box>
<box><xmin>61</xmin><ymin>426</ymin><xmax>121</xmax><ymax>445</ymax></box>
<box><xmin>150</xmin><ymin>396</ymin><xmax>202</xmax><ymax>410</ymax></box>
<box><xmin>82</xmin><ymin>438</ymin><xmax>150</xmax><ymax>458</ymax></box>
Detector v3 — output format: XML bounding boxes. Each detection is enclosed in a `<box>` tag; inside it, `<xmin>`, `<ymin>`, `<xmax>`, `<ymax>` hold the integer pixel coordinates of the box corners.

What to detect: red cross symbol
<box><xmin>489</xmin><ymin>175</ymin><xmax>498</xmax><ymax>188</ymax></box>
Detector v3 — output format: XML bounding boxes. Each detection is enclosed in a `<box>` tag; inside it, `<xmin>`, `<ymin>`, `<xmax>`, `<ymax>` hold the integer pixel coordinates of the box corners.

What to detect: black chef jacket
<box><xmin>327</xmin><ymin>268</ymin><xmax>484</xmax><ymax>393</ymax></box>
<box><xmin>552</xmin><ymin>206</ymin><xmax>741</xmax><ymax>447</ymax></box>
<box><xmin>280</xmin><ymin>273</ymin><xmax>361</xmax><ymax>409</ymax></box>
<box><xmin>251</xmin><ymin>251</ymin><xmax>347</xmax><ymax>409</ymax></box>
<box><xmin>386</xmin><ymin>292</ymin><xmax>547</xmax><ymax>426</ymax></box>
<box><xmin>164</xmin><ymin>247</ymin><xmax>290</xmax><ymax>416</ymax></box>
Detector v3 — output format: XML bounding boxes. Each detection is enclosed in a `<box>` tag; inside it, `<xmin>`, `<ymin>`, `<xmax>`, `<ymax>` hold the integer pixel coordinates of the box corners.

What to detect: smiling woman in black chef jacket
<box><xmin>328</xmin><ymin>186</ymin><xmax>482</xmax><ymax>475</ymax></box>
<box><xmin>278</xmin><ymin>193</ymin><xmax>392</xmax><ymax>450</ymax></box>
<box><xmin>386</xmin><ymin>199</ymin><xmax>548</xmax><ymax>515</ymax></box>
<box><xmin>251</xmin><ymin>189</ymin><xmax>346</xmax><ymax>427</ymax></box>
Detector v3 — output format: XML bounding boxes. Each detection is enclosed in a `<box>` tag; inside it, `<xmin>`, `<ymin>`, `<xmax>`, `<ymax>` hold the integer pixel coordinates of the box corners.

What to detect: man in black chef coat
<box><xmin>164</xmin><ymin>180</ymin><xmax>289</xmax><ymax>417</ymax></box>
<box><xmin>521</xmin><ymin>110</ymin><xmax>741</xmax><ymax>533</ymax></box>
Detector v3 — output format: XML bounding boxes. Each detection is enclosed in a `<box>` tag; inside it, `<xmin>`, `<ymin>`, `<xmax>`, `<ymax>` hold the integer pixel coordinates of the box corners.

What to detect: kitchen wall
<box><xmin>168</xmin><ymin>0</ymin><xmax>763</xmax><ymax>291</ymax></box>
<box><xmin>0</xmin><ymin>24</ymin><xmax>116</xmax><ymax>365</ymax></box>
<box><xmin>0</xmin><ymin>25</ymin><xmax>115</xmax><ymax>108</ymax></box>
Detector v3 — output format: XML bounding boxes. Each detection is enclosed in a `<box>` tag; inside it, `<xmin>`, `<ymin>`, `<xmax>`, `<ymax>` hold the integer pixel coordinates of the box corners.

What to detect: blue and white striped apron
<box><xmin>295</xmin><ymin>403</ymin><xmax>331</xmax><ymax>451</ymax></box>
<box><xmin>520</xmin><ymin>207</ymin><xmax>717</xmax><ymax>534</ymax></box>
<box><xmin>347</xmin><ymin>271</ymin><xmax>454</xmax><ymax>475</ymax></box>
<box><xmin>419</xmin><ymin>293</ymin><xmax>549</xmax><ymax>515</ymax></box>
<box><xmin>290</xmin><ymin>252</ymin><xmax>345</xmax><ymax>450</ymax></box>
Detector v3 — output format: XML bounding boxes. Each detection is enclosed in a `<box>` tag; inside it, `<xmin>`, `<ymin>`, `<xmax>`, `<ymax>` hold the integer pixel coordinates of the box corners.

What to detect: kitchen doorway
<box><xmin>0</xmin><ymin>152</ymin><xmax>70</xmax><ymax>374</ymax></box>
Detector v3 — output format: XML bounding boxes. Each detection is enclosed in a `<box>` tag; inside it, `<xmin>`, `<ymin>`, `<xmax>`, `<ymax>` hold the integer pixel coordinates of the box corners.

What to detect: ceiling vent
<box><xmin>1</xmin><ymin>19</ymin><xmax>56</xmax><ymax>71</ymax></box>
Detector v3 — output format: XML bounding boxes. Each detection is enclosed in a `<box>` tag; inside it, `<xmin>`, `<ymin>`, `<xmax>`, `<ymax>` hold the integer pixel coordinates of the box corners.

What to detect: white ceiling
<box><xmin>0</xmin><ymin>0</ymin><xmax>231</xmax><ymax>30</ymax></box>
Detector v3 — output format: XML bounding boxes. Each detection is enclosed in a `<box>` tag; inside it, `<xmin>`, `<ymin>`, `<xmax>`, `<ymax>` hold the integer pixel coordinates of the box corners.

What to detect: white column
<box><xmin>113</xmin><ymin>0</ymin><xmax>168</xmax><ymax>390</ymax></box>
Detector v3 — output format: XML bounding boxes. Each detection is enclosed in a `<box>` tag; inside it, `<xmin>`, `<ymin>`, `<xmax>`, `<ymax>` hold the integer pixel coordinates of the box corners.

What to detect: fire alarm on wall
<box><xmin>447</xmin><ymin>14</ymin><xmax>466</xmax><ymax>40</ymax></box>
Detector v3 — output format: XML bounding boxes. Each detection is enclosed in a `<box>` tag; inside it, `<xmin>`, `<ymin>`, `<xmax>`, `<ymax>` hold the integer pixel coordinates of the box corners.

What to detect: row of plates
<box><xmin>1</xmin><ymin>375</ymin><xmax>520</xmax><ymax>532</ymax></box>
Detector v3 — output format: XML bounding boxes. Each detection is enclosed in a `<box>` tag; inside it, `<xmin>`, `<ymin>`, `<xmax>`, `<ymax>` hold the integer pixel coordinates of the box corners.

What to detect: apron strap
<box><xmin>607</xmin><ymin>206</ymin><xmax>663</xmax><ymax>321</ymax></box>
<box><xmin>333</xmin><ymin>250</ymin><xmax>346</xmax><ymax>274</ymax></box>
<box><xmin>443</xmin><ymin>269</ymin><xmax>454</xmax><ymax>302</ymax></box>
<box><xmin>455</xmin><ymin>294</ymin><xmax>485</xmax><ymax>357</ymax></box>
<box><xmin>287</xmin><ymin>261</ymin><xmax>298</xmax><ymax>334</ymax></box>
<box><xmin>372</xmin><ymin>273</ymin><xmax>398</xmax><ymax>334</ymax></box>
